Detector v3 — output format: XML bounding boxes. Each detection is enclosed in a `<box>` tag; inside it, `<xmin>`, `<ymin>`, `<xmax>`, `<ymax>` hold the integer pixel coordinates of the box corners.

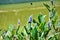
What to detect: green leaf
<box><xmin>38</xmin><ymin>13</ymin><xmax>42</xmax><ymax>23</ymax></box>
<box><xmin>33</xmin><ymin>19</ymin><xmax>37</xmax><ymax>23</ymax></box>
<box><xmin>9</xmin><ymin>24</ymin><xmax>13</xmax><ymax>32</ymax></box>
<box><xmin>33</xmin><ymin>19</ymin><xmax>39</xmax><ymax>26</ymax></box>
<box><xmin>5</xmin><ymin>36</ymin><xmax>9</xmax><ymax>40</ymax></box>
<box><xmin>23</xmin><ymin>28</ymin><xmax>28</xmax><ymax>36</ymax></box>
<box><xmin>44</xmin><ymin>24</ymin><xmax>49</xmax><ymax>32</ymax></box>
<box><xmin>57</xmin><ymin>20</ymin><xmax>60</xmax><ymax>28</ymax></box>
<box><xmin>17</xmin><ymin>34</ymin><xmax>23</xmax><ymax>40</ymax></box>
<box><xmin>52</xmin><ymin>8</ymin><xmax>56</xmax><ymax>17</ymax></box>
<box><xmin>48</xmin><ymin>33</ymin><xmax>58</xmax><ymax>40</ymax></box>
<box><xmin>43</xmin><ymin>3</ymin><xmax>50</xmax><ymax>12</ymax></box>
<box><xmin>41</xmin><ymin>37</ymin><xmax>45</xmax><ymax>40</ymax></box>
<box><xmin>16</xmin><ymin>26</ymin><xmax>20</xmax><ymax>34</ymax></box>
<box><xmin>38</xmin><ymin>13</ymin><xmax>45</xmax><ymax>24</ymax></box>
<box><xmin>31</xmin><ymin>27</ymin><xmax>38</xmax><ymax>40</ymax></box>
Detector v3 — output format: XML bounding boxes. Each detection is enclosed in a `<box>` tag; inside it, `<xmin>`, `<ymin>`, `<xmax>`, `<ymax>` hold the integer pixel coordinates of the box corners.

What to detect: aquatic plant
<box><xmin>0</xmin><ymin>0</ymin><xmax>60</xmax><ymax>40</ymax></box>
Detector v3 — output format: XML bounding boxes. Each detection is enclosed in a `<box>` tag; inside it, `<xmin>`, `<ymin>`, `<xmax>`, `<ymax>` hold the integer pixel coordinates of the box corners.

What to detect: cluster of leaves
<box><xmin>0</xmin><ymin>0</ymin><xmax>60</xmax><ymax>40</ymax></box>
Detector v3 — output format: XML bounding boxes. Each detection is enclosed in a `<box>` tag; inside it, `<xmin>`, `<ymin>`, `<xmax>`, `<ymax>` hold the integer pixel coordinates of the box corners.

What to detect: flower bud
<box><xmin>50</xmin><ymin>11</ymin><xmax>53</xmax><ymax>19</ymax></box>
<box><xmin>51</xmin><ymin>0</ymin><xmax>54</xmax><ymax>6</ymax></box>
<box><xmin>48</xmin><ymin>19</ymin><xmax>51</xmax><ymax>28</ymax></box>
<box><xmin>28</xmin><ymin>15</ymin><xmax>32</xmax><ymax>23</ymax></box>
<box><xmin>18</xmin><ymin>19</ymin><xmax>20</xmax><ymax>27</ymax></box>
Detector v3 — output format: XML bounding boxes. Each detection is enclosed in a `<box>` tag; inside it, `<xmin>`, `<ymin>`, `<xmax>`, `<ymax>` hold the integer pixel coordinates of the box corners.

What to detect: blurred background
<box><xmin>0</xmin><ymin>0</ymin><xmax>60</xmax><ymax>36</ymax></box>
